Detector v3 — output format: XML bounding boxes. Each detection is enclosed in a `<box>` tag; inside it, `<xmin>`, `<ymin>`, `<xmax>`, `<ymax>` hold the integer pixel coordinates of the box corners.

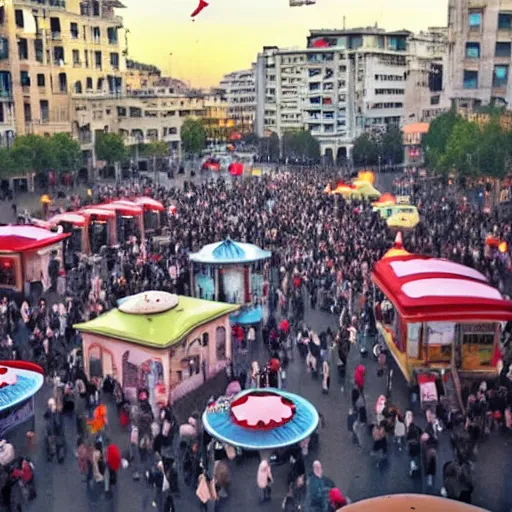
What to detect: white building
<box><xmin>255</xmin><ymin>47</ymin><xmax>307</xmax><ymax>138</ymax></box>
<box><xmin>219</xmin><ymin>67</ymin><xmax>256</xmax><ymax>133</ymax></box>
<box><xmin>255</xmin><ymin>28</ymin><xmax>419</xmax><ymax>162</ymax></box>
<box><xmin>404</xmin><ymin>28</ymin><xmax>451</xmax><ymax>123</ymax></box>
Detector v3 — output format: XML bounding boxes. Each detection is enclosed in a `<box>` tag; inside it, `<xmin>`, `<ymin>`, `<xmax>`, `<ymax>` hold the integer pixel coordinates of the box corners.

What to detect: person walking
<box><xmin>257</xmin><ymin>459</ymin><xmax>273</xmax><ymax>502</ymax></box>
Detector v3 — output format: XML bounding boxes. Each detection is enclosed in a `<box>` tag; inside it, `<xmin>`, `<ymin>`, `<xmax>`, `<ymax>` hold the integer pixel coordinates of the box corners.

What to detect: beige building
<box><xmin>0</xmin><ymin>0</ymin><xmax>126</xmax><ymax>145</ymax></box>
<box><xmin>447</xmin><ymin>0</ymin><xmax>512</xmax><ymax>110</ymax></box>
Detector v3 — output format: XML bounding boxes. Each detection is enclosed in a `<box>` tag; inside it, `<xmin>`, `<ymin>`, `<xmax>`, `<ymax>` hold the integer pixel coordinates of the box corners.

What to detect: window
<box><xmin>53</xmin><ymin>46</ymin><xmax>64</xmax><ymax>64</ymax></box>
<box><xmin>465</xmin><ymin>42</ymin><xmax>480</xmax><ymax>58</ymax></box>
<box><xmin>84</xmin><ymin>50</ymin><xmax>89</xmax><ymax>68</ymax></box>
<box><xmin>34</xmin><ymin>39</ymin><xmax>43</xmax><ymax>62</ymax></box>
<box><xmin>23</xmin><ymin>102</ymin><xmax>31</xmax><ymax>122</ymax></box>
<box><xmin>58</xmin><ymin>72</ymin><xmax>67</xmax><ymax>93</ymax></box>
<box><xmin>20</xmin><ymin>71</ymin><xmax>30</xmax><ymax>87</ymax></box>
<box><xmin>74</xmin><ymin>80</ymin><xmax>82</xmax><ymax>93</ymax></box>
<box><xmin>18</xmin><ymin>38</ymin><xmax>27</xmax><ymax>60</ymax></box>
<box><xmin>117</xmin><ymin>106</ymin><xmax>126</xmax><ymax>116</ymax></box>
<box><xmin>14</xmin><ymin>9</ymin><xmax>23</xmax><ymax>28</ymax></box>
<box><xmin>72</xmin><ymin>49</ymin><xmax>80</xmax><ymax>65</ymax></box>
<box><xmin>498</xmin><ymin>12</ymin><xmax>512</xmax><ymax>29</ymax></box>
<box><xmin>468</xmin><ymin>11</ymin><xmax>482</xmax><ymax>29</ymax></box>
<box><xmin>70</xmin><ymin>22</ymin><xmax>78</xmax><ymax>38</ymax></box>
<box><xmin>107</xmin><ymin>27</ymin><xmax>117</xmax><ymax>44</ymax></box>
<box><xmin>463</xmin><ymin>69</ymin><xmax>478</xmax><ymax>89</ymax></box>
<box><xmin>50</xmin><ymin>17</ymin><xmax>60</xmax><ymax>39</ymax></box>
<box><xmin>92</xmin><ymin>26</ymin><xmax>100</xmax><ymax>42</ymax></box>
<box><xmin>216</xmin><ymin>326</ymin><xmax>226</xmax><ymax>361</ymax></box>
<box><xmin>96</xmin><ymin>77</ymin><xmax>103</xmax><ymax>91</ymax></box>
<box><xmin>493</xmin><ymin>65</ymin><xmax>509</xmax><ymax>87</ymax></box>
<box><xmin>40</xmin><ymin>100</ymin><xmax>48</xmax><ymax>122</ymax></box>
<box><xmin>0</xmin><ymin>257</ymin><xmax>16</xmax><ymax>287</ymax></box>
<box><xmin>94</xmin><ymin>50</ymin><xmax>101</xmax><ymax>69</ymax></box>
<box><xmin>495</xmin><ymin>41</ymin><xmax>511</xmax><ymax>57</ymax></box>
<box><xmin>431</xmin><ymin>94</ymin><xmax>440</xmax><ymax>105</ymax></box>
<box><xmin>110</xmin><ymin>52</ymin><xmax>119</xmax><ymax>69</ymax></box>
<box><xmin>0</xmin><ymin>38</ymin><xmax>7</xmax><ymax>60</ymax></box>
<box><xmin>86</xmin><ymin>76</ymin><xmax>93</xmax><ymax>90</ymax></box>
<box><xmin>36</xmin><ymin>73</ymin><xmax>45</xmax><ymax>87</ymax></box>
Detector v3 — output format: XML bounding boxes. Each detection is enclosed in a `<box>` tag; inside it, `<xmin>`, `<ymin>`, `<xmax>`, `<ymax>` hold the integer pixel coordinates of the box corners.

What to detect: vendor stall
<box><xmin>0</xmin><ymin>361</ymin><xmax>44</xmax><ymax>439</ymax></box>
<box><xmin>75</xmin><ymin>291</ymin><xmax>239</xmax><ymax>412</ymax></box>
<box><xmin>79</xmin><ymin>207</ymin><xmax>117</xmax><ymax>251</ymax></box>
<box><xmin>0</xmin><ymin>225</ymin><xmax>68</xmax><ymax>297</ymax></box>
<box><xmin>134</xmin><ymin>197</ymin><xmax>165</xmax><ymax>233</ymax></box>
<box><xmin>48</xmin><ymin>212</ymin><xmax>89</xmax><ymax>254</ymax></box>
<box><xmin>189</xmin><ymin>239</ymin><xmax>271</xmax><ymax>325</ymax></box>
<box><xmin>371</xmin><ymin>236</ymin><xmax>512</xmax><ymax>387</ymax></box>
<box><xmin>202</xmin><ymin>388</ymin><xmax>319</xmax><ymax>450</ymax></box>
<box><xmin>96</xmin><ymin>201</ymin><xmax>144</xmax><ymax>244</ymax></box>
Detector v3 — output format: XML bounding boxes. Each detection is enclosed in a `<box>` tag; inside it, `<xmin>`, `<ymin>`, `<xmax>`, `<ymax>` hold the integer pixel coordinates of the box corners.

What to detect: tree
<box><xmin>478</xmin><ymin>120</ymin><xmax>507</xmax><ymax>178</ymax></box>
<box><xmin>441</xmin><ymin>117</ymin><xmax>481</xmax><ymax>176</ymax></box>
<box><xmin>352</xmin><ymin>133</ymin><xmax>379</xmax><ymax>166</ymax></box>
<box><xmin>0</xmin><ymin>148</ymin><xmax>17</xmax><ymax>179</ymax></box>
<box><xmin>51</xmin><ymin>132</ymin><xmax>81</xmax><ymax>174</ymax></box>
<box><xmin>11</xmin><ymin>134</ymin><xmax>56</xmax><ymax>173</ymax></box>
<box><xmin>422</xmin><ymin>111</ymin><xmax>459</xmax><ymax>171</ymax></box>
<box><xmin>140</xmin><ymin>141</ymin><xmax>169</xmax><ymax>180</ymax></box>
<box><xmin>282</xmin><ymin>130</ymin><xmax>320</xmax><ymax>161</ymax></box>
<box><xmin>380</xmin><ymin>125</ymin><xmax>404</xmax><ymax>165</ymax></box>
<box><xmin>181</xmin><ymin>118</ymin><xmax>206</xmax><ymax>154</ymax></box>
<box><xmin>95</xmin><ymin>132</ymin><xmax>127</xmax><ymax>166</ymax></box>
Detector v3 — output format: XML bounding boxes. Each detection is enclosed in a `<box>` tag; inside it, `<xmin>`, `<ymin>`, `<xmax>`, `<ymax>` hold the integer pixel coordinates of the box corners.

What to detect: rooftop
<box><xmin>75</xmin><ymin>295</ymin><xmax>239</xmax><ymax>348</ymax></box>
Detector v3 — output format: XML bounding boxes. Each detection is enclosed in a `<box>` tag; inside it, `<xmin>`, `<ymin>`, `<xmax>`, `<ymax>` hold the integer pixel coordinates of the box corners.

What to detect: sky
<box><xmin>121</xmin><ymin>0</ymin><xmax>448</xmax><ymax>88</ymax></box>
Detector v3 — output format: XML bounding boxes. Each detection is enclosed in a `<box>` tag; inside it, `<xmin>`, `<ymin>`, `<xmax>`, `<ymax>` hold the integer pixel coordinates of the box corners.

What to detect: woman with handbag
<box><xmin>196</xmin><ymin>471</ymin><xmax>217</xmax><ymax>511</ymax></box>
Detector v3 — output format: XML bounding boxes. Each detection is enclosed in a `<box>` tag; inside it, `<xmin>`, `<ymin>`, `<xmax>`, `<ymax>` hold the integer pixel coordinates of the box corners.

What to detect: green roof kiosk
<box><xmin>75</xmin><ymin>292</ymin><xmax>239</xmax><ymax>412</ymax></box>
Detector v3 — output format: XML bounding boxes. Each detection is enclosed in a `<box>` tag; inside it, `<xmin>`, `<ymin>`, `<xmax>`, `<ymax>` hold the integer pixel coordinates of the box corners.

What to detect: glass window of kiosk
<box><xmin>122</xmin><ymin>215</ymin><xmax>139</xmax><ymax>240</ymax></box>
<box><xmin>89</xmin><ymin>220</ymin><xmax>108</xmax><ymax>253</ymax></box>
<box><xmin>462</xmin><ymin>324</ymin><xmax>496</xmax><ymax>368</ymax></box>
<box><xmin>143</xmin><ymin>210</ymin><xmax>158</xmax><ymax>231</ymax></box>
<box><xmin>380</xmin><ymin>299</ymin><xmax>405</xmax><ymax>352</ymax></box>
<box><xmin>0</xmin><ymin>257</ymin><xmax>16</xmax><ymax>287</ymax></box>
<box><xmin>425</xmin><ymin>321</ymin><xmax>454</xmax><ymax>364</ymax></box>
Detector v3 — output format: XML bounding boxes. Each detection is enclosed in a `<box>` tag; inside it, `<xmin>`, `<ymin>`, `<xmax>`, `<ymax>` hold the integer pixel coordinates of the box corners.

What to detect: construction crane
<box><xmin>289</xmin><ymin>0</ymin><xmax>316</xmax><ymax>6</ymax></box>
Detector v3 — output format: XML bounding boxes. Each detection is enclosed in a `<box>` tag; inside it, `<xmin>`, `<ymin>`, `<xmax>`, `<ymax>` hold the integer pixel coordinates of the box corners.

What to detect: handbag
<box><xmin>196</xmin><ymin>475</ymin><xmax>211</xmax><ymax>504</ymax></box>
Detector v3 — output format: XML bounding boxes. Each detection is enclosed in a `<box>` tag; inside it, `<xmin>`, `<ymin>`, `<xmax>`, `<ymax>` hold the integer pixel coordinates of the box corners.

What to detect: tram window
<box><xmin>0</xmin><ymin>257</ymin><xmax>15</xmax><ymax>286</ymax></box>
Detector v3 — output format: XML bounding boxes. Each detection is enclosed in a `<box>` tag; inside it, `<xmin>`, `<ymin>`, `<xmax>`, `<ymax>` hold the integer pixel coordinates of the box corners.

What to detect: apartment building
<box><xmin>125</xmin><ymin>59</ymin><xmax>161</xmax><ymax>92</ymax></box>
<box><xmin>255</xmin><ymin>28</ymin><xmax>413</xmax><ymax>161</ymax></box>
<box><xmin>0</xmin><ymin>0</ymin><xmax>125</xmax><ymax>145</ymax></box>
<box><xmin>219</xmin><ymin>67</ymin><xmax>255</xmax><ymax>133</ymax></box>
<box><xmin>446</xmin><ymin>0</ymin><xmax>512</xmax><ymax>111</ymax></box>
<box><xmin>255</xmin><ymin>46</ymin><xmax>307</xmax><ymax>138</ymax></box>
<box><xmin>404</xmin><ymin>28</ymin><xmax>451</xmax><ymax>123</ymax></box>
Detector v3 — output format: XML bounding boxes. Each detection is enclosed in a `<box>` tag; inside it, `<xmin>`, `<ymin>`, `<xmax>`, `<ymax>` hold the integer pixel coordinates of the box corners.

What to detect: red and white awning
<box><xmin>79</xmin><ymin>208</ymin><xmax>116</xmax><ymax>220</ymax></box>
<box><xmin>372</xmin><ymin>252</ymin><xmax>512</xmax><ymax>322</ymax></box>
<box><xmin>134</xmin><ymin>197</ymin><xmax>165</xmax><ymax>212</ymax></box>
<box><xmin>96</xmin><ymin>201</ymin><xmax>143</xmax><ymax>216</ymax></box>
<box><xmin>48</xmin><ymin>212</ymin><xmax>87</xmax><ymax>227</ymax></box>
<box><xmin>0</xmin><ymin>225</ymin><xmax>69</xmax><ymax>253</ymax></box>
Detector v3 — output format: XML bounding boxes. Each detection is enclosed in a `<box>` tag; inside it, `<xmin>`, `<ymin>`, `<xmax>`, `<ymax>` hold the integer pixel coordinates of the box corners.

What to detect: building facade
<box><xmin>404</xmin><ymin>28</ymin><xmax>451</xmax><ymax>123</ymax></box>
<box><xmin>447</xmin><ymin>0</ymin><xmax>512</xmax><ymax>110</ymax></box>
<box><xmin>0</xmin><ymin>0</ymin><xmax>126</xmax><ymax>146</ymax></box>
<box><xmin>219</xmin><ymin>67</ymin><xmax>255</xmax><ymax>133</ymax></box>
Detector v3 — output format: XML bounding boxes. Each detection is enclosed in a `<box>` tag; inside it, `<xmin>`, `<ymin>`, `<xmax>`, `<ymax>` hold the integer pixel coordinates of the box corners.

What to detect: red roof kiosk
<box><xmin>371</xmin><ymin>234</ymin><xmax>512</xmax><ymax>396</ymax></box>
<box><xmin>0</xmin><ymin>226</ymin><xmax>68</xmax><ymax>295</ymax></box>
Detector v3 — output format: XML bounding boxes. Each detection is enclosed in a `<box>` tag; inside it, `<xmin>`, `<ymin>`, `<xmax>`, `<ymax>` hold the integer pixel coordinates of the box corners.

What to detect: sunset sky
<box><xmin>121</xmin><ymin>0</ymin><xmax>448</xmax><ymax>88</ymax></box>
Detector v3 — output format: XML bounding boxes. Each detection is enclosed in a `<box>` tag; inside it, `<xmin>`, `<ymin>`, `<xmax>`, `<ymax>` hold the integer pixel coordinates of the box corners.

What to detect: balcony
<box><xmin>78</xmin><ymin>133</ymin><xmax>92</xmax><ymax>145</ymax></box>
<box><xmin>51</xmin><ymin>31</ymin><xmax>61</xmax><ymax>40</ymax></box>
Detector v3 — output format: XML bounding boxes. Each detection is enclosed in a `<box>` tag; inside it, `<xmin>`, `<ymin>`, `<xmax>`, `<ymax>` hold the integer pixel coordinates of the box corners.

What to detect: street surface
<box><xmin>1</xmin><ymin>168</ymin><xmax>509</xmax><ymax>511</ymax></box>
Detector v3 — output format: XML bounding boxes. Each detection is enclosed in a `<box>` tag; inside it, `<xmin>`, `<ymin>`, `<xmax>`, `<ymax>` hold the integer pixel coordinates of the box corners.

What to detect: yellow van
<box><xmin>386</xmin><ymin>204</ymin><xmax>420</xmax><ymax>230</ymax></box>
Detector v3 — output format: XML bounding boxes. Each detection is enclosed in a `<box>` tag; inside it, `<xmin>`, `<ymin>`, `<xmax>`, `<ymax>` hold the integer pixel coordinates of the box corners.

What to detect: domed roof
<box><xmin>189</xmin><ymin>239</ymin><xmax>271</xmax><ymax>264</ymax></box>
<box><xmin>118</xmin><ymin>291</ymin><xmax>179</xmax><ymax>315</ymax></box>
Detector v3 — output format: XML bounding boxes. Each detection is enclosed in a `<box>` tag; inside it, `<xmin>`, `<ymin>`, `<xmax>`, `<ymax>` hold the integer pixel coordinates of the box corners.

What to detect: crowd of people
<box><xmin>0</xmin><ymin>166</ymin><xmax>511</xmax><ymax>511</ymax></box>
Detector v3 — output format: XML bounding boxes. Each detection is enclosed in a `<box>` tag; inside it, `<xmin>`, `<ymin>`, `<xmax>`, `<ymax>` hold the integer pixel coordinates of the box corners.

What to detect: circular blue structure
<box><xmin>202</xmin><ymin>388</ymin><xmax>319</xmax><ymax>450</ymax></box>
<box><xmin>0</xmin><ymin>366</ymin><xmax>44</xmax><ymax>413</ymax></box>
<box><xmin>189</xmin><ymin>239</ymin><xmax>271</xmax><ymax>265</ymax></box>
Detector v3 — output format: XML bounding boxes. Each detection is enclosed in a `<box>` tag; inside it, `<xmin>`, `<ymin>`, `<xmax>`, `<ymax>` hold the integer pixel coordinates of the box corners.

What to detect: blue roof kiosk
<box><xmin>188</xmin><ymin>239</ymin><xmax>271</xmax><ymax>326</ymax></box>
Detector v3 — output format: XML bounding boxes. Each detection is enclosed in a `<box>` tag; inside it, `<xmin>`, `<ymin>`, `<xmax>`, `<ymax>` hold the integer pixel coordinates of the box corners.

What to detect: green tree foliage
<box><xmin>259</xmin><ymin>132</ymin><xmax>280</xmax><ymax>161</ymax></box>
<box><xmin>282</xmin><ymin>130</ymin><xmax>321</xmax><ymax>161</ymax></box>
<box><xmin>0</xmin><ymin>148</ymin><xmax>17</xmax><ymax>179</ymax></box>
<box><xmin>353</xmin><ymin>126</ymin><xmax>404</xmax><ymax>167</ymax></box>
<box><xmin>11</xmin><ymin>134</ymin><xmax>56</xmax><ymax>173</ymax></box>
<box><xmin>51</xmin><ymin>132</ymin><xmax>81</xmax><ymax>174</ymax></box>
<box><xmin>181</xmin><ymin>118</ymin><xmax>206</xmax><ymax>154</ymax></box>
<box><xmin>425</xmin><ymin>112</ymin><xmax>511</xmax><ymax>178</ymax></box>
<box><xmin>95</xmin><ymin>132</ymin><xmax>127</xmax><ymax>165</ymax></box>
<box><xmin>380</xmin><ymin>126</ymin><xmax>404</xmax><ymax>165</ymax></box>
<box><xmin>422</xmin><ymin>111</ymin><xmax>459</xmax><ymax>170</ymax></box>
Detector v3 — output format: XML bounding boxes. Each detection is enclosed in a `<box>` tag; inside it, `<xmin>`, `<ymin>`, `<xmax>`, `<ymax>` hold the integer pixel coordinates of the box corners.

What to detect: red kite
<box><xmin>191</xmin><ymin>0</ymin><xmax>209</xmax><ymax>17</ymax></box>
